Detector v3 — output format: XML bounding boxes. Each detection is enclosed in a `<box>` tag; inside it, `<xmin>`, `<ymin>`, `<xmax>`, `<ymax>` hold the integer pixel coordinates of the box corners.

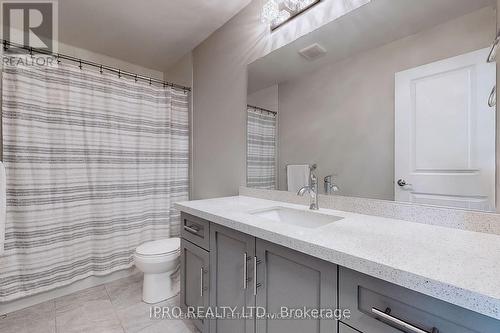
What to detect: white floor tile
<box><xmin>1</xmin><ymin>274</ymin><xmax>195</xmax><ymax>333</ymax></box>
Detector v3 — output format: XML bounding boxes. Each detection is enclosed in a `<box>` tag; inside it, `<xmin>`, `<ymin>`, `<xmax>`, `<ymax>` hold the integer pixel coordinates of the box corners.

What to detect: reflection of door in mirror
<box><xmin>395</xmin><ymin>48</ymin><xmax>496</xmax><ymax>211</ymax></box>
<box><xmin>246</xmin><ymin>105</ymin><xmax>278</xmax><ymax>189</ymax></box>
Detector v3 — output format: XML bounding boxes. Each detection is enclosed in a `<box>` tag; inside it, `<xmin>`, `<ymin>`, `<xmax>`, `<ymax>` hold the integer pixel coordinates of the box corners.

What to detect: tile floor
<box><xmin>0</xmin><ymin>273</ymin><xmax>198</xmax><ymax>333</ymax></box>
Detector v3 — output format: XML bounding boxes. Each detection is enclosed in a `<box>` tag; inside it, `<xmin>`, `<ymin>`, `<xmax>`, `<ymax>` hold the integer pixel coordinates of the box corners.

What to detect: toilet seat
<box><xmin>135</xmin><ymin>238</ymin><xmax>180</xmax><ymax>257</ymax></box>
<box><xmin>134</xmin><ymin>250</ymin><xmax>179</xmax><ymax>262</ymax></box>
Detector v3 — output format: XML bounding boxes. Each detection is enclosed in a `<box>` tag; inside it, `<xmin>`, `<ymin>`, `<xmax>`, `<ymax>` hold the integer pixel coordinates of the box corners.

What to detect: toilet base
<box><xmin>142</xmin><ymin>271</ymin><xmax>176</xmax><ymax>304</ymax></box>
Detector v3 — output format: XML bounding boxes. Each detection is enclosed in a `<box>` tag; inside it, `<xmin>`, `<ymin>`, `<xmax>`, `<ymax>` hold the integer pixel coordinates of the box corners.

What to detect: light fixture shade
<box><xmin>284</xmin><ymin>0</ymin><xmax>300</xmax><ymax>11</ymax></box>
<box><xmin>264</xmin><ymin>0</ymin><xmax>321</xmax><ymax>30</ymax></box>
<box><xmin>262</xmin><ymin>0</ymin><xmax>280</xmax><ymax>23</ymax></box>
<box><xmin>298</xmin><ymin>0</ymin><xmax>316</xmax><ymax>10</ymax></box>
<box><xmin>273</xmin><ymin>10</ymin><xmax>291</xmax><ymax>26</ymax></box>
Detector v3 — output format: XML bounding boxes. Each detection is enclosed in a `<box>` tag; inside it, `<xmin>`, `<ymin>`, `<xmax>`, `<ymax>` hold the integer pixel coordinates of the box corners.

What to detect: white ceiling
<box><xmin>57</xmin><ymin>0</ymin><xmax>251</xmax><ymax>71</ymax></box>
<box><xmin>248</xmin><ymin>0</ymin><xmax>496</xmax><ymax>93</ymax></box>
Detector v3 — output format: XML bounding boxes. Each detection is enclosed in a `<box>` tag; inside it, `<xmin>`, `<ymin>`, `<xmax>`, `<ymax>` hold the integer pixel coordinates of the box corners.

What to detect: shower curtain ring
<box><xmin>78</xmin><ymin>60</ymin><xmax>82</xmax><ymax>70</ymax></box>
<box><xmin>29</xmin><ymin>47</ymin><xmax>33</xmax><ymax>57</ymax></box>
<box><xmin>118</xmin><ymin>69</ymin><xmax>121</xmax><ymax>78</ymax></box>
<box><xmin>149</xmin><ymin>78</ymin><xmax>152</xmax><ymax>86</ymax></box>
<box><xmin>99</xmin><ymin>65</ymin><xmax>103</xmax><ymax>74</ymax></box>
<box><xmin>56</xmin><ymin>54</ymin><xmax>61</xmax><ymax>64</ymax></box>
<box><xmin>3</xmin><ymin>40</ymin><xmax>8</xmax><ymax>51</ymax></box>
<box><xmin>135</xmin><ymin>74</ymin><xmax>138</xmax><ymax>82</ymax></box>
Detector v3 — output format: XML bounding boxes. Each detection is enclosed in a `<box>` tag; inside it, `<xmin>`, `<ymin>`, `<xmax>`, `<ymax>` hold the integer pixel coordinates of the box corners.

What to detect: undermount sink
<box><xmin>249</xmin><ymin>206</ymin><xmax>343</xmax><ymax>229</ymax></box>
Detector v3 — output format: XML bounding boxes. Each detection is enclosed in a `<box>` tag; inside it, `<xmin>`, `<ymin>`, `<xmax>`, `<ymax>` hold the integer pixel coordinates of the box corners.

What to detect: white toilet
<box><xmin>134</xmin><ymin>238</ymin><xmax>181</xmax><ymax>304</ymax></box>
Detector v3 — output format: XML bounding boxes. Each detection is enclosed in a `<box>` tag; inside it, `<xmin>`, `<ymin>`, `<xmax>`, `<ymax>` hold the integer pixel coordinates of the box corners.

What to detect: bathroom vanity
<box><xmin>180</xmin><ymin>1</ymin><xmax>500</xmax><ymax>332</ymax></box>
<box><xmin>177</xmin><ymin>196</ymin><xmax>500</xmax><ymax>333</ymax></box>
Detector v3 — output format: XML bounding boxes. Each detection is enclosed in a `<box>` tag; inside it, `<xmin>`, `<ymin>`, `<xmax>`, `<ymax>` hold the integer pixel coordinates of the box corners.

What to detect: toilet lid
<box><xmin>136</xmin><ymin>238</ymin><xmax>180</xmax><ymax>256</ymax></box>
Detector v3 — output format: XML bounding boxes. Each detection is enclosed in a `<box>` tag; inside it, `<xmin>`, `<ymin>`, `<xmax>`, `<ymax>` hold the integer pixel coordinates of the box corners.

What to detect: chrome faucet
<box><xmin>324</xmin><ymin>175</ymin><xmax>340</xmax><ymax>195</ymax></box>
<box><xmin>297</xmin><ymin>171</ymin><xmax>319</xmax><ymax>210</ymax></box>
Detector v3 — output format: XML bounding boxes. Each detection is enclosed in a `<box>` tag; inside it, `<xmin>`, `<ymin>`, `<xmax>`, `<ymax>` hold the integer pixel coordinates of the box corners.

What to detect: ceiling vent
<box><xmin>298</xmin><ymin>43</ymin><xmax>327</xmax><ymax>61</ymax></box>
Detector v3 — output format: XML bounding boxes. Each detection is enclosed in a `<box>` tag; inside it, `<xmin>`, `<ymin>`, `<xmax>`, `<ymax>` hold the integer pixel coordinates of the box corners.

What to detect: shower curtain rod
<box><xmin>248</xmin><ymin>104</ymin><xmax>277</xmax><ymax>115</ymax></box>
<box><xmin>1</xmin><ymin>39</ymin><xmax>191</xmax><ymax>92</ymax></box>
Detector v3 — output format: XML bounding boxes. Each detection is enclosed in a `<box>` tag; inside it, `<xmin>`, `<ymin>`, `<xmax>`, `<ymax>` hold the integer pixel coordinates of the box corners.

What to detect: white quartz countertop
<box><xmin>175</xmin><ymin>196</ymin><xmax>500</xmax><ymax>321</ymax></box>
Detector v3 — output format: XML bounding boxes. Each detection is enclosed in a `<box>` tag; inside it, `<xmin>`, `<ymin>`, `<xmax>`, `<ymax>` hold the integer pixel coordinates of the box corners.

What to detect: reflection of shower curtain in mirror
<box><xmin>247</xmin><ymin>106</ymin><xmax>276</xmax><ymax>189</ymax></box>
<box><xmin>0</xmin><ymin>62</ymin><xmax>189</xmax><ymax>301</ymax></box>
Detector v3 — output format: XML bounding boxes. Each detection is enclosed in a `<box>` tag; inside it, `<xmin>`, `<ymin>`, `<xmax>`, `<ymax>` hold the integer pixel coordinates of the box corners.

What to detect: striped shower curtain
<box><xmin>0</xmin><ymin>62</ymin><xmax>189</xmax><ymax>301</ymax></box>
<box><xmin>247</xmin><ymin>106</ymin><xmax>277</xmax><ymax>189</ymax></box>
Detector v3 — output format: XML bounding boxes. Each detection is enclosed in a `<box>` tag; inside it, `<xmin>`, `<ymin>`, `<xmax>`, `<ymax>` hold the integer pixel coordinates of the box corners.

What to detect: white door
<box><xmin>395</xmin><ymin>48</ymin><xmax>496</xmax><ymax>211</ymax></box>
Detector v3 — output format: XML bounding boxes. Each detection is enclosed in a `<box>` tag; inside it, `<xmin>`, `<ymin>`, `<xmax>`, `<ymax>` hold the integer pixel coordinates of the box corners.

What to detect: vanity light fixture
<box><xmin>262</xmin><ymin>0</ymin><xmax>321</xmax><ymax>30</ymax></box>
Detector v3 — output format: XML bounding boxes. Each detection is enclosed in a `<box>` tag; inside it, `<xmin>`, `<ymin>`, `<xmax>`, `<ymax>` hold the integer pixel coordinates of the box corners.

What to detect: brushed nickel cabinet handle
<box><xmin>253</xmin><ymin>256</ymin><xmax>257</xmax><ymax>296</ymax></box>
<box><xmin>200</xmin><ymin>267</ymin><xmax>204</xmax><ymax>297</ymax></box>
<box><xmin>253</xmin><ymin>256</ymin><xmax>262</xmax><ymax>296</ymax></box>
<box><xmin>184</xmin><ymin>225</ymin><xmax>200</xmax><ymax>235</ymax></box>
<box><xmin>243</xmin><ymin>252</ymin><xmax>248</xmax><ymax>290</ymax></box>
<box><xmin>372</xmin><ymin>307</ymin><xmax>438</xmax><ymax>333</ymax></box>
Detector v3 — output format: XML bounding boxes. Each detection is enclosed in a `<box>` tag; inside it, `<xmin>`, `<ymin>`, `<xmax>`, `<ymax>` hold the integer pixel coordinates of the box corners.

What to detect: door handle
<box><xmin>397</xmin><ymin>179</ymin><xmax>412</xmax><ymax>188</ymax></box>
<box><xmin>487</xmin><ymin>33</ymin><xmax>500</xmax><ymax>63</ymax></box>
<box><xmin>372</xmin><ymin>307</ymin><xmax>438</xmax><ymax>333</ymax></box>
<box><xmin>488</xmin><ymin>85</ymin><xmax>496</xmax><ymax>108</ymax></box>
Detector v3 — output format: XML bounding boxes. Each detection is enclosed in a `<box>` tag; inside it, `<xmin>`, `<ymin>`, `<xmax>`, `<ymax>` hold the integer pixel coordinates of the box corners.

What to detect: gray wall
<box><xmin>164</xmin><ymin>52</ymin><xmax>193</xmax><ymax>88</ymax></box>
<box><xmin>191</xmin><ymin>1</ymin><xmax>266</xmax><ymax>199</ymax></box>
<box><xmin>247</xmin><ymin>85</ymin><xmax>279</xmax><ymax>111</ymax></box>
<box><xmin>58</xmin><ymin>41</ymin><xmax>164</xmax><ymax>79</ymax></box>
<box><xmin>277</xmin><ymin>7</ymin><xmax>496</xmax><ymax>200</ymax></box>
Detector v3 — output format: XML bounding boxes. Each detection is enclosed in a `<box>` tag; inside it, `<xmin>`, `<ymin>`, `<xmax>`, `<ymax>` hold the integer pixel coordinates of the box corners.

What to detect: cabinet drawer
<box><xmin>339</xmin><ymin>267</ymin><xmax>500</xmax><ymax>333</ymax></box>
<box><xmin>339</xmin><ymin>323</ymin><xmax>361</xmax><ymax>333</ymax></box>
<box><xmin>181</xmin><ymin>212</ymin><xmax>210</xmax><ymax>250</ymax></box>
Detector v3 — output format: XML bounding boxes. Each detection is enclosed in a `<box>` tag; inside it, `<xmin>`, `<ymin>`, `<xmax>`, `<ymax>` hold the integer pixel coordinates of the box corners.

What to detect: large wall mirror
<box><xmin>246</xmin><ymin>0</ymin><xmax>498</xmax><ymax>212</ymax></box>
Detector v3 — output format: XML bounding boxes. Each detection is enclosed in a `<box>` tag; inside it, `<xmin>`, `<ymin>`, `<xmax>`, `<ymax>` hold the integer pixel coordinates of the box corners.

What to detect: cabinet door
<box><xmin>255</xmin><ymin>239</ymin><xmax>338</xmax><ymax>333</ymax></box>
<box><xmin>180</xmin><ymin>239</ymin><xmax>210</xmax><ymax>333</ymax></box>
<box><xmin>210</xmin><ymin>224</ymin><xmax>256</xmax><ymax>333</ymax></box>
<box><xmin>339</xmin><ymin>322</ymin><xmax>361</xmax><ymax>333</ymax></box>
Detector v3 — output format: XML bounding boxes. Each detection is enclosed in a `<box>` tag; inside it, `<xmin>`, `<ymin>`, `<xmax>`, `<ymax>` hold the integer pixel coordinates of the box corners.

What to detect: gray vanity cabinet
<box><xmin>209</xmin><ymin>224</ymin><xmax>256</xmax><ymax>333</ymax></box>
<box><xmin>180</xmin><ymin>238</ymin><xmax>210</xmax><ymax>333</ymax></box>
<box><xmin>254</xmin><ymin>239</ymin><xmax>338</xmax><ymax>333</ymax></box>
<box><xmin>181</xmin><ymin>213</ymin><xmax>500</xmax><ymax>333</ymax></box>
<box><xmin>209</xmin><ymin>224</ymin><xmax>338</xmax><ymax>333</ymax></box>
<box><xmin>339</xmin><ymin>323</ymin><xmax>361</xmax><ymax>333</ymax></box>
<box><xmin>339</xmin><ymin>267</ymin><xmax>500</xmax><ymax>333</ymax></box>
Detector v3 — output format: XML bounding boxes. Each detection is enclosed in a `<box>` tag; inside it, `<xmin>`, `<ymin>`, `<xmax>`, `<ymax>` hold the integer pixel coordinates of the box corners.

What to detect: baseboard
<box><xmin>0</xmin><ymin>267</ymin><xmax>140</xmax><ymax>315</ymax></box>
